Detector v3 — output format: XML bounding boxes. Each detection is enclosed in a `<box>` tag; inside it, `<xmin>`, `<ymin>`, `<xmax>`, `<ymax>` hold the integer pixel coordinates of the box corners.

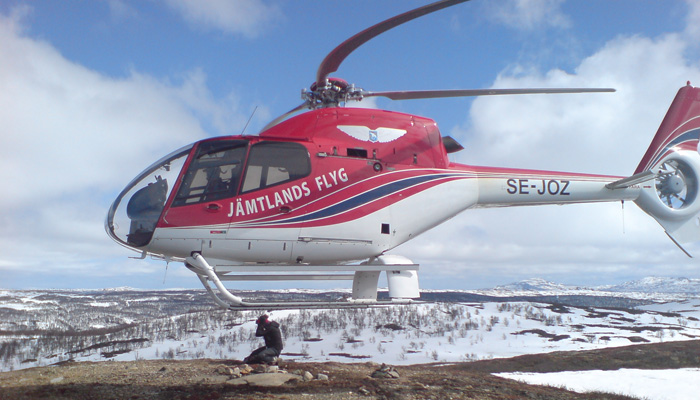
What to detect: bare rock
<box><xmin>227</xmin><ymin>372</ymin><xmax>301</xmax><ymax>387</ymax></box>
<box><xmin>302</xmin><ymin>371</ymin><xmax>314</xmax><ymax>381</ymax></box>
<box><xmin>239</xmin><ymin>364</ymin><xmax>253</xmax><ymax>375</ymax></box>
<box><xmin>371</xmin><ymin>363</ymin><xmax>400</xmax><ymax>379</ymax></box>
<box><xmin>215</xmin><ymin>365</ymin><xmax>234</xmax><ymax>376</ymax></box>
<box><xmin>252</xmin><ymin>364</ymin><xmax>267</xmax><ymax>373</ymax></box>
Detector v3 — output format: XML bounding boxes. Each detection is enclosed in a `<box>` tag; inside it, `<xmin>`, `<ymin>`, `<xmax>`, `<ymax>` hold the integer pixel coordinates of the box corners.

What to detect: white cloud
<box><xmin>0</xmin><ymin>28</ymin><xmax>199</xmax><ymax>207</ymax></box>
<box><xmin>167</xmin><ymin>68</ymin><xmax>270</xmax><ymax>135</ymax></box>
<box><xmin>462</xmin><ymin>32</ymin><xmax>694</xmax><ymax>174</ymax></box>
<box><xmin>164</xmin><ymin>0</ymin><xmax>282</xmax><ymax>37</ymax></box>
<box><xmin>684</xmin><ymin>0</ymin><xmax>700</xmax><ymax>40</ymax></box>
<box><xmin>0</xmin><ymin>9</ymin><xmax>252</xmax><ymax>282</ymax></box>
<box><xmin>485</xmin><ymin>0</ymin><xmax>571</xmax><ymax>31</ymax></box>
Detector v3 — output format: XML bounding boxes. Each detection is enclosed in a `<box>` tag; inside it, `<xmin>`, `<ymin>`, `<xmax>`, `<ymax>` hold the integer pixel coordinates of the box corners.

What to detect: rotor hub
<box><xmin>660</xmin><ymin>174</ymin><xmax>685</xmax><ymax>195</ymax></box>
<box><xmin>655</xmin><ymin>159</ymin><xmax>698</xmax><ymax>209</ymax></box>
<box><xmin>303</xmin><ymin>78</ymin><xmax>364</xmax><ymax>109</ymax></box>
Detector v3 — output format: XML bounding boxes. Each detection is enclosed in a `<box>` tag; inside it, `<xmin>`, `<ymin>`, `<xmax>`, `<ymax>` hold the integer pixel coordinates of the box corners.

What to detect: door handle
<box><xmin>206</xmin><ymin>203</ymin><xmax>222</xmax><ymax>212</ymax></box>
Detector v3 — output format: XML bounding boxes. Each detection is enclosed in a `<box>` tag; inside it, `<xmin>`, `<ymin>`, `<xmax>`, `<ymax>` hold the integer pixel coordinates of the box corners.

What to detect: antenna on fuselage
<box><xmin>241</xmin><ymin>106</ymin><xmax>258</xmax><ymax>136</ymax></box>
<box><xmin>620</xmin><ymin>200</ymin><xmax>625</xmax><ymax>235</ymax></box>
<box><xmin>163</xmin><ymin>261</ymin><xmax>169</xmax><ymax>284</ymax></box>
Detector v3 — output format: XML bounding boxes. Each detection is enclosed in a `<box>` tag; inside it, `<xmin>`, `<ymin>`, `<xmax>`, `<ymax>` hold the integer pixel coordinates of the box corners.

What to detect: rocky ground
<box><xmin>2</xmin><ymin>340</ymin><xmax>699</xmax><ymax>400</ymax></box>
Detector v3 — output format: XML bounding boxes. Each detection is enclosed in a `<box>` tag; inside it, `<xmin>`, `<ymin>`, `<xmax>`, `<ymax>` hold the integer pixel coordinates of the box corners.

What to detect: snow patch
<box><xmin>496</xmin><ymin>368</ymin><xmax>700</xmax><ymax>400</ymax></box>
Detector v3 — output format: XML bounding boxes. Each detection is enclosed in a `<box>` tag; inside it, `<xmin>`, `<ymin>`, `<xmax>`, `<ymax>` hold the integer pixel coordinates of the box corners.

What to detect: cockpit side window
<box><xmin>173</xmin><ymin>140</ymin><xmax>248</xmax><ymax>206</ymax></box>
<box><xmin>241</xmin><ymin>142</ymin><xmax>310</xmax><ymax>193</ymax></box>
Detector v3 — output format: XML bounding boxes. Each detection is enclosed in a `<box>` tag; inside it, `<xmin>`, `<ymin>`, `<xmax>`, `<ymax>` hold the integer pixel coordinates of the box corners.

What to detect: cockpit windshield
<box><xmin>105</xmin><ymin>144</ymin><xmax>192</xmax><ymax>249</ymax></box>
<box><xmin>172</xmin><ymin>140</ymin><xmax>248</xmax><ymax>206</ymax></box>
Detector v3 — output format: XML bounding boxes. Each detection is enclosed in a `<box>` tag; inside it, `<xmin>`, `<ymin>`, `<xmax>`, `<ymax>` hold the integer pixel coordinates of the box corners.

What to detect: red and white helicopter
<box><xmin>106</xmin><ymin>0</ymin><xmax>700</xmax><ymax>309</ymax></box>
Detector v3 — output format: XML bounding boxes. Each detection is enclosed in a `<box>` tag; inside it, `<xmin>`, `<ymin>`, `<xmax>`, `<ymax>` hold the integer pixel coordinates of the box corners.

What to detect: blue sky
<box><xmin>2</xmin><ymin>0</ymin><xmax>700</xmax><ymax>291</ymax></box>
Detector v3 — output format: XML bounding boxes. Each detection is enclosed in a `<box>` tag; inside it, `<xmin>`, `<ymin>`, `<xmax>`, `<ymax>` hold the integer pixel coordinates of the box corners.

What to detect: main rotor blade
<box><xmin>315</xmin><ymin>0</ymin><xmax>471</xmax><ymax>87</ymax></box>
<box><xmin>362</xmin><ymin>87</ymin><xmax>616</xmax><ymax>101</ymax></box>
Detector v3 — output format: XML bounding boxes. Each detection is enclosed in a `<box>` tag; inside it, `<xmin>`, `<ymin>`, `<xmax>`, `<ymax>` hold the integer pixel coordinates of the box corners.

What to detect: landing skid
<box><xmin>185</xmin><ymin>253</ymin><xmax>421</xmax><ymax>310</ymax></box>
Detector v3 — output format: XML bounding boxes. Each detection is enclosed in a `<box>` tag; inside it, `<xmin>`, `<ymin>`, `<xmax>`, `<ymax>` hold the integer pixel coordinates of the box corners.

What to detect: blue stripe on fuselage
<box><xmin>277</xmin><ymin>174</ymin><xmax>453</xmax><ymax>224</ymax></box>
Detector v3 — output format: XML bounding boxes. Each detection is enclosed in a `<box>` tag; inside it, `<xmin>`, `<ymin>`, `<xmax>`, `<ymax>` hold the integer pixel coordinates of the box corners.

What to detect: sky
<box><xmin>2</xmin><ymin>0</ymin><xmax>700</xmax><ymax>290</ymax></box>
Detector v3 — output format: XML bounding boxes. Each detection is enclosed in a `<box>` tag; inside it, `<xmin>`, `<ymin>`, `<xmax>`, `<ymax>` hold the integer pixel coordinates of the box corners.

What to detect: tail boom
<box><xmin>461</xmin><ymin>166</ymin><xmax>641</xmax><ymax>208</ymax></box>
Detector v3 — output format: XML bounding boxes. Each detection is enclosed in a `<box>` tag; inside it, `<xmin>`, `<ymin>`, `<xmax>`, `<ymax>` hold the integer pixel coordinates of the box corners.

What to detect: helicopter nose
<box><xmin>105</xmin><ymin>144</ymin><xmax>192</xmax><ymax>250</ymax></box>
<box><xmin>106</xmin><ymin>174</ymin><xmax>170</xmax><ymax>249</ymax></box>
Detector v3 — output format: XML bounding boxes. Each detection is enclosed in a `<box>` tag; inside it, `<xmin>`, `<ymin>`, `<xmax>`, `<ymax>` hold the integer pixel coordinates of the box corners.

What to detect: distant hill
<box><xmin>600</xmin><ymin>276</ymin><xmax>700</xmax><ymax>294</ymax></box>
<box><xmin>492</xmin><ymin>278</ymin><xmax>589</xmax><ymax>292</ymax></box>
<box><xmin>489</xmin><ymin>276</ymin><xmax>700</xmax><ymax>296</ymax></box>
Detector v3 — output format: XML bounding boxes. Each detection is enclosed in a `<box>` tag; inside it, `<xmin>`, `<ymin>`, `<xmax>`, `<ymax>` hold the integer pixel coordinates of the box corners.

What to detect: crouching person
<box><xmin>244</xmin><ymin>315</ymin><xmax>283</xmax><ymax>364</ymax></box>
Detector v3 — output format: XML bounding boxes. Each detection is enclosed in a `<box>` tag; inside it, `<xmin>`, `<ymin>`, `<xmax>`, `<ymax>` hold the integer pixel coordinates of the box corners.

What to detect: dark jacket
<box><xmin>255</xmin><ymin>320</ymin><xmax>283</xmax><ymax>352</ymax></box>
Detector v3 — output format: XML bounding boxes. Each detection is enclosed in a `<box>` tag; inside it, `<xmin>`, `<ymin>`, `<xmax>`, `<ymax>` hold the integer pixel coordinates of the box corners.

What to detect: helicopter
<box><xmin>106</xmin><ymin>0</ymin><xmax>700</xmax><ymax>310</ymax></box>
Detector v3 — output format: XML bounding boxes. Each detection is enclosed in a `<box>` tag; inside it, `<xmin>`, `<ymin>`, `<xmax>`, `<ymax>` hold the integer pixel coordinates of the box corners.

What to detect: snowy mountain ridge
<box><xmin>473</xmin><ymin>276</ymin><xmax>700</xmax><ymax>299</ymax></box>
<box><xmin>491</xmin><ymin>278</ymin><xmax>589</xmax><ymax>292</ymax></box>
<box><xmin>4</xmin><ymin>276</ymin><xmax>699</xmax><ymax>297</ymax></box>
<box><xmin>600</xmin><ymin>276</ymin><xmax>700</xmax><ymax>294</ymax></box>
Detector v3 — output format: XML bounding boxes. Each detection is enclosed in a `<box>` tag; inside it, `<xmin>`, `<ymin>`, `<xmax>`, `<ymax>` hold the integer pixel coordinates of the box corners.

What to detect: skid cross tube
<box><xmin>187</xmin><ymin>253</ymin><xmax>244</xmax><ymax>306</ymax></box>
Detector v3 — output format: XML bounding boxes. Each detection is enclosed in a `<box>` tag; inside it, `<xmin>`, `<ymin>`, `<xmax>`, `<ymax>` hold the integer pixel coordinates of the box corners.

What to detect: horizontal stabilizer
<box><xmin>605</xmin><ymin>171</ymin><xmax>656</xmax><ymax>189</ymax></box>
<box><xmin>442</xmin><ymin>136</ymin><xmax>464</xmax><ymax>153</ymax></box>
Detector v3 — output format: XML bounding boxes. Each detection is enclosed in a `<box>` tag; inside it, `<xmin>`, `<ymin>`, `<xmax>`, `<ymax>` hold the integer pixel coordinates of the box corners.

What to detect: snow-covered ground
<box><xmin>84</xmin><ymin>299</ymin><xmax>700</xmax><ymax>367</ymax></box>
<box><xmin>77</xmin><ymin>299</ymin><xmax>700</xmax><ymax>400</ymax></box>
<box><xmin>493</xmin><ymin>297</ymin><xmax>700</xmax><ymax>400</ymax></box>
<box><xmin>496</xmin><ymin>368</ymin><xmax>700</xmax><ymax>400</ymax></box>
<box><xmin>2</xmin><ymin>281</ymin><xmax>700</xmax><ymax>399</ymax></box>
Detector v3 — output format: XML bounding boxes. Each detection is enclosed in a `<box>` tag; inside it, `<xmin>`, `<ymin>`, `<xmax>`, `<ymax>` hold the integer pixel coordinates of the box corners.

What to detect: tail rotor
<box><xmin>655</xmin><ymin>159</ymin><xmax>698</xmax><ymax>209</ymax></box>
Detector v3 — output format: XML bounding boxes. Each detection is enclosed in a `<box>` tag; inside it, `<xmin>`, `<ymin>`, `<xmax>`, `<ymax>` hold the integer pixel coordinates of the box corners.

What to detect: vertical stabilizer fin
<box><xmin>633</xmin><ymin>83</ymin><xmax>700</xmax><ymax>249</ymax></box>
